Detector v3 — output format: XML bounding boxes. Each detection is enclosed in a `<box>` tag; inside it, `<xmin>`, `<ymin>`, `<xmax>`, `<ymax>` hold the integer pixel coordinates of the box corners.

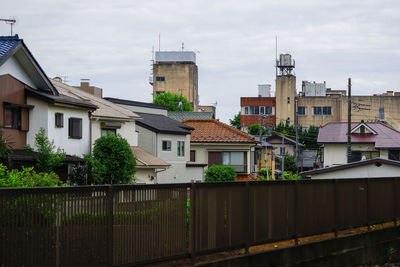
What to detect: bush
<box><xmin>0</xmin><ymin>126</ymin><xmax>13</xmax><ymax>167</ymax></box>
<box><xmin>279</xmin><ymin>152</ymin><xmax>297</xmax><ymax>173</ymax></box>
<box><xmin>0</xmin><ymin>164</ymin><xmax>64</xmax><ymax>188</ymax></box>
<box><xmin>154</xmin><ymin>92</ymin><xmax>193</xmax><ymax>112</ymax></box>
<box><xmin>35</xmin><ymin>128</ymin><xmax>66</xmax><ymax>173</ymax></box>
<box><xmin>247</xmin><ymin>124</ymin><xmax>269</xmax><ymax>135</ymax></box>
<box><xmin>281</xmin><ymin>171</ymin><xmax>302</xmax><ymax>180</ymax></box>
<box><xmin>258</xmin><ymin>168</ymin><xmax>272</xmax><ymax>180</ymax></box>
<box><xmin>205</xmin><ymin>165</ymin><xmax>237</xmax><ymax>182</ymax></box>
<box><xmin>90</xmin><ymin>134</ymin><xmax>136</xmax><ymax>184</ymax></box>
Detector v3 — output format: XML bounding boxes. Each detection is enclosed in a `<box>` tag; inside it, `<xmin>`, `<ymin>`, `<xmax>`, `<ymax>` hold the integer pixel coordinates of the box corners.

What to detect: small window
<box><xmin>4</xmin><ymin>107</ymin><xmax>21</xmax><ymax>129</ymax></box>
<box><xmin>379</xmin><ymin>108</ymin><xmax>384</xmax><ymax>120</ymax></box>
<box><xmin>323</xmin><ymin>106</ymin><xmax>332</xmax><ymax>115</ymax></box>
<box><xmin>177</xmin><ymin>141</ymin><xmax>185</xmax><ymax>157</ymax></box>
<box><xmin>190</xmin><ymin>150</ymin><xmax>196</xmax><ymax>162</ymax></box>
<box><xmin>260</xmin><ymin>106</ymin><xmax>265</xmax><ymax>114</ymax></box>
<box><xmin>287</xmin><ymin>97</ymin><xmax>290</xmax><ymax>104</ymax></box>
<box><xmin>244</xmin><ymin>107</ymin><xmax>249</xmax><ymax>115</ymax></box>
<box><xmin>265</xmin><ymin>106</ymin><xmax>272</xmax><ymax>115</ymax></box>
<box><xmin>389</xmin><ymin>150</ymin><xmax>400</xmax><ymax>161</ymax></box>
<box><xmin>68</xmin><ymin>118</ymin><xmax>82</xmax><ymax>139</ymax></box>
<box><xmin>55</xmin><ymin>113</ymin><xmax>64</xmax><ymax>128</ymax></box>
<box><xmin>250</xmin><ymin>106</ymin><xmax>255</xmax><ymax>115</ymax></box>
<box><xmin>254</xmin><ymin>106</ymin><xmax>259</xmax><ymax>115</ymax></box>
<box><xmin>156</xmin><ymin>76</ymin><xmax>165</xmax><ymax>82</ymax></box>
<box><xmin>101</xmin><ymin>128</ymin><xmax>116</xmax><ymax>136</ymax></box>
<box><xmin>280</xmin><ymin>147</ymin><xmax>285</xmax><ymax>155</ymax></box>
<box><xmin>297</xmin><ymin>106</ymin><xmax>306</xmax><ymax>116</ymax></box>
<box><xmin>156</xmin><ymin>91</ymin><xmax>165</xmax><ymax>95</ymax></box>
<box><xmin>360</xmin><ymin>125</ymin><xmax>365</xmax><ymax>134</ymax></box>
<box><xmin>162</xmin><ymin>140</ymin><xmax>171</xmax><ymax>151</ymax></box>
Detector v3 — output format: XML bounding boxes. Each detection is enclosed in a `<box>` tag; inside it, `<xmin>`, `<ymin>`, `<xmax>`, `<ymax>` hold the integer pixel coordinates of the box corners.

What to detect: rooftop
<box><xmin>168</xmin><ymin>111</ymin><xmax>214</xmax><ymax>122</ymax></box>
<box><xmin>0</xmin><ymin>35</ymin><xmax>20</xmax><ymax>63</ymax></box>
<box><xmin>182</xmin><ymin>119</ymin><xmax>257</xmax><ymax>143</ymax></box>
<box><xmin>131</xmin><ymin>146</ymin><xmax>170</xmax><ymax>168</ymax></box>
<box><xmin>136</xmin><ymin>112</ymin><xmax>193</xmax><ymax>135</ymax></box>
<box><xmin>104</xmin><ymin>97</ymin><xmax>168</xmax><ymax>110</ymax></box>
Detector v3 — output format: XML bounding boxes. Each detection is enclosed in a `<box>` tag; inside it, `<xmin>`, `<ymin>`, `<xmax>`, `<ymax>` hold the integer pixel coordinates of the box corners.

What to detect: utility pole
<box><xmin>347</xmin><ymin>78</ymin><xmax>352</xmax><ymax>163</ymax></box>
<box><xmin>295</xmin><ymin>98</ymin><xmax>299</xmax><ymax>174</ymax></box>
<box><xmin>281</xmin><ymin>135</ymin><xmax>285</xmax><ymax>179</ymax></box>
<box><xmin>258</xmin><ymin>115</ymin><xmax>263</xmax><ymax>173</ymax></box>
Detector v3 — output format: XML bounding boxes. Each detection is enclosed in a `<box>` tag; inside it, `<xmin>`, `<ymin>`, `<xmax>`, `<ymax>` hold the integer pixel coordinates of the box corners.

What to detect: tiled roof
<box><xmin>168</xmin><ymin>111</ymin><xmax>214</xmax><ymax>122</ymax></box>
<box><xmin>0</xmin><ymin>35</ymin><xmax>21</xmax><ymax>63</ymax></box>
<box><xmin>136</xmin><ymin>112</ymin><xmax>193</xmax><ymax>135</ymax></box>
<box><xmin>182</xmin><ymin>119</ymin><xmax>257</xmax><ymax>143</ymax></box>
<box><xmin>131</xmin><ymin>146</ymin><xmax>170</xmax><ymax>168</ymax></box>
<box><xmin>318</xmin><ymin>121</ymin><xmax>400</xmax><ymax>148</ymax></box>
<box><xmin>52</xmin><ymin>79</ymin><xmax>140</xmax><ymax>120</ymax></box>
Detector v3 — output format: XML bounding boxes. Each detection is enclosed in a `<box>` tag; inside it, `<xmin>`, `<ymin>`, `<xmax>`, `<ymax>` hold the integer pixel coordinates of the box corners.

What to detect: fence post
<box><xmin>294</xmin><ymin>180</ymin><xmax>299</xmax><ymax>245</ymax></box>
<box><xmin>334</xmin><ymin>179</ymin><xmax>338</xmax><ymax>238</ymax></box>
<box><xmin>245</xmin><ymin>181</ymin><xmax>250</xmax><ymax>254</ymax></box>
<box><xmin>107</xmin><ymin>185</ymin><xmax>114</xmax><ymax>267</ymax></box>
<box><xmin>393</xmin><ymin>177</ymin><xmax>397</xmax><ymax>226</ymax></box>
<box><xmin>190</xmin><ymin>181</ymin><xmax>196</xmax><ymax>264</ymax></box>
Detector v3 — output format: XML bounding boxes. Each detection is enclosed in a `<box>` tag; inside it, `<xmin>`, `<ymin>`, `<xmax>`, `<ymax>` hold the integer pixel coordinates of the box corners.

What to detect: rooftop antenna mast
<box><xmin>0</xmin><ymin>18</ymin><xmax>17</xmax><ymax>35</ymax></box>
<box><xmin>275</xmin><ymin>35</ymin><xmax>278</xmax><ymax>78</ymax></box>
<box><xmin>181</xmin><ymin>42</ymin><xmax>184</xmax><ymax>51</ymax></box>
<box><xmin>158</xmin><ymin>33</ymin><xmax>161</xmax><ymax>51</ymax></box>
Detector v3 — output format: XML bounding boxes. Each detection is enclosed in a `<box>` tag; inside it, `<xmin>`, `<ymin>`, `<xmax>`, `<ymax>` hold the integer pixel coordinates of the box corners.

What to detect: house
<box><xmin>301</xmin><ymin>158</ymin><xmax>400</xmax><ymax>179</ymax></box>
<box><xmin>0</xmin><ymin>35</ymin><xmax>96</xmax><ymax>157</ymax></box>
<box><xmin>318</xmin><ymin>121</ymin><xmax>400</xmax><ymax>167</ymax></box>
<box><xmin>251</xmin><ymin>135</ymin><xmax>276</xmax><ymax>179</ymax></box>
<box><xmin>181</xmin><ymin>119</ymin><xmax>258</xmax><ymax>177</ymax></box>
<box><xmin>52</xmin><ymin>79</ymin><xmax>170</xmax><ymax>183</ymax></box>
<box><xmin>103</xmin><ymin>97</ymin><xmax>168</xmax><ymax>116</ymax></box>
<box><xmin>264</xmin><ymin>132</ymin><xmax>303</xmax><ymax>157</ymax></box>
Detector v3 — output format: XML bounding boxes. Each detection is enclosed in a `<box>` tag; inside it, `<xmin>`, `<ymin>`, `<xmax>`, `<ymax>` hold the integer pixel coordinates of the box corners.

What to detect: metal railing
<box><xmin>0</xmin><ymin>178</ymin><xmax>399</xmax><ymax>266</ymax></box>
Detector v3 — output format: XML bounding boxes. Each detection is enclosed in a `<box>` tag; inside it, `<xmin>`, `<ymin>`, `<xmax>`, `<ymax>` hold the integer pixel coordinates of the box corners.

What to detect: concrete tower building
<box><xmin>151</xmin><ymin>51</ymin><xmax>199</xmax><ymax>110</ymax></box>
<box><xmin>275</xmin><ymin>54</ymin><xmax>296</xmax><ymax>125</ymax></box>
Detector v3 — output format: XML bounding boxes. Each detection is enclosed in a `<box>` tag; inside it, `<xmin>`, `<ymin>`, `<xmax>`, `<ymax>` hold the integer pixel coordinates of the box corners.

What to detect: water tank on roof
<box><xmin>258</xmin><ymin>84</ymin><xmax>271</xmax><ymax>97</ymax></box>
<box><xmin>279</xmin><ymin>54</ymin><xmax>293</xmax><ymax>67</ymax></box>
<box><xmin>155</xmin><ymin>51</ymin><xmax>196</xmax><ymax>63</ymax></box>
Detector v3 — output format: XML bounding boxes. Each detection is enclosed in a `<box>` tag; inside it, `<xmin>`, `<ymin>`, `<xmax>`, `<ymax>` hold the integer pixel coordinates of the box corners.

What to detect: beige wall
<box><xmin>275</xmin><ymin>76</ymin><xmax>296</xmax><ymax>125</ymax></box>
<box><xmin>153</xmin><ymin>63</ymin><xmax>199</xmax><ymax>110</ymax></box>
<box><xmin>310</xmin><ymin>163</ymin><xmax>400</xmax><ymax>179</ymax></box>
<box><xmin>135</xmin><ymin>168</ymin><xmax>157</xmax><ymax>184</ymax></box>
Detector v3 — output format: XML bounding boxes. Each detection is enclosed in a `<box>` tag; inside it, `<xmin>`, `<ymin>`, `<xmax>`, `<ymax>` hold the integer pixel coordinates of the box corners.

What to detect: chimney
<box><xmin>74</xmin><ymin>79</ymin><xmax>103</xmax><ymax>98</ymax></box>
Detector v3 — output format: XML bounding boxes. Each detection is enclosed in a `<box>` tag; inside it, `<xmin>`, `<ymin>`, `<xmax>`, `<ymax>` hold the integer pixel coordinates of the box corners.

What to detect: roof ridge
<box><xmin>213</xmin><ymin>119</ymin><xmax>256</xmax><ymax>141</ymax></box>
<box><xmin>0</xmin><ymin>35</ymin><xmax>20</xmax><ymax>40</ymax></box>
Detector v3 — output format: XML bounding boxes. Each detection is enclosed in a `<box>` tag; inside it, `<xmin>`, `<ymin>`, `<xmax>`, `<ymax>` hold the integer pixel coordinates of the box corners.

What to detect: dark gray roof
<box><xmin>299</xmin><ymin>150</ymin><xmax>319</xmax><ymax>168</ymax></box>
<box><xmin>168</xmin><ymin>111</ymin><xmax>214</xmax><ymax>121</ymax></box>
<box><xmin>135</xmin><ymin>112</ymin><xmax>193</xmax><ymax>135</ymax></box>
<box><xmin>251</xmin><ymin>135</ymin><xmax>274</xmax><ymax>147</ymax></box>
<box><xmin>26</xmin><ymin>88</ymin><xmax>97</xmax><ymax>110</ymax></box>
<box><xmin>104</xmin><ymin>97</ymin><xmax>168</xmax><ymax>110</ymax></box>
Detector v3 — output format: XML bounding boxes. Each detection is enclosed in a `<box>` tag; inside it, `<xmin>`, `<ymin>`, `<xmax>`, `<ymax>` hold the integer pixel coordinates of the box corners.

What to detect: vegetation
<box><xmin>153</xmin><ymin>92</ymin><xmax>193</xmax><ymax>112</ymax></box>
<box><xmin>275</xmin><ymin>121</ymin><xmax>320</xmax><ymax>150</ymax></box>
<box><xmin>0</xmin><ymin>164</ymin><xmax>64</xmax><ymax>188</ymax></box>
<box><xmin>205</xmin><ymin>165</ymin><xmax>237</xmax><ymax>182</ymax></box>
<box><xmin>229</xmin><ymin>112</ymin><xmax>241</xmax><ymax>129</ymax></box>
<box><xmin>247</xmin><ymin>123</ymin><xmax>269</xmax><ymax>135</ymax></box>
<box><xmin>86</xmin><ymin>134</ymin><xmax>136</xmax><ymax>184</ymax></box>
<box><xmin>279</xmin><ymin>152</ymin><xmax>297</xmax><ymax>173</ymax></box>
<box><xmin>35</xmin><ymin>128</ymin><xmax>66</xmax><ymax>173</ymax></box>
<box><xmin>0</xmin><ymin>126</ymin><xmax>13</xmax><ymax>167</ymax></box>
<box><xmin>281</xmin><ymin>171</ymin><xmax>302</xmax><ymax>180</ymax></box>
<box><xmin>258</xmin><ymin>168</ymin><xmax>272</xmax><ymax>180</ymax></box>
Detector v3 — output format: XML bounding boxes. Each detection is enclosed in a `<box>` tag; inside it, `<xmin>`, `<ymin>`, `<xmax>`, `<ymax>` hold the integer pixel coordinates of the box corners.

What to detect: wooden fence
<box><xmin>1</xmin><ymin>178</ymin><xmax>399</xmax><ymax>266</ymax></box>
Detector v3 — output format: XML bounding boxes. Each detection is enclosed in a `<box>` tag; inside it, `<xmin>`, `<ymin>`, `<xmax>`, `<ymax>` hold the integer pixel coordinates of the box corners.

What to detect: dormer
<box><xmin>351</xmin><ymin>121</ymin><xmax>377</xmax><ymax>135</ymax></box>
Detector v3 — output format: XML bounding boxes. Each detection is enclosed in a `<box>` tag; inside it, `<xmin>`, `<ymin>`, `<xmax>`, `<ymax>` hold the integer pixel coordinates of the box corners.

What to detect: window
<box><xmin>68</xmin><ymin>118</ymin><xmax>82</xmax><ymax>139</ymax></box>
<box><xmin>222</xmin><ymin>151</ymin><xmax>247</xmax><ymax>172</ymax></box>
<box><xmin>250</xmin><ymin>106</ymin><xmax>255</xmax><ymax>115</ymax></box>
<box><xmin>287</xmin><ymin>97</ymin><xmax>290</xmax><ymax>104</ymax></box>
<box><xmin>4</xmin><ymin>107</ymin><xmax>21</xmax><ymax>129</ymax></box>
<box><xmin>260</xmin><ymin>106</ymin><xmax>265</xmax><ymax>114</ymax></box>
<box><xmin>297</xmin><ymin>106</ymin><xmax>307</xmax><ymax>116</ymax></box>
<box><xmin>101</xmin><ymin>128</ymin><xmax>116</xmax><ymax>136</ymax></box>
<box><xmin>349</xmin><ymin>151</ymin><xmax>380</xmax><ymax>162</ymax></box>
<box><xmin>313</xmin><ymin>106</ymin><xmax>332</xmax><ymax>116</ymax></box>
<box><xmin>360</xmin><ymin>125</ymin><xmax>365</xmax><ymax>134</ymax></box>
<box><xmin>162</xmin><ymin>140</ymin><xmax>171</xmax><ymax>151</ymax></box>
<box><xmin>254</xmin><ymin>106</ymin><xmax>259</xmax><ymax>115</ymax></box>
<box><xmin>389</xmin><ymin>150</ymin><xmax>400</xmax><ymax>161</ymax></box>
<box><xmin>156</xmin><ymin>91</ymin><xmax>165</xmax><ymax>95</ymax></box>
<box><xmin>244</xmin><ymin>107</ymin><xmax>249</xmax><ymax>115</ymax></box>
<box><xmin>265</xmin><ymin>106</ymin><xmax>272</xmax><ymax>115</ymax></box>
<box><xmin>55</xmin><ymin>113</ymin><xmax>64</xmax><ymax>128</ymax></box>
<box><xmin>177</xmin><ymin>141</ymin><xmax>185</xmax><ymax>156</ymax></box>
<box><xmin>190</xmin><ymin>150</ymin><xmax>196</xmax><ymax>162</ymax></box>
<box><xmin>280</xmin><ymin>147</ymin><xmax>285</xmax><ymax>155</ymax></box>
<box><xmin>379</xmin><ymin>108</ymin><xmax>384</xmax><ymax>120</ymax></box>
<box><xmin>156</xmin><ymin>76</ymin><xmax>165</xmax><ymax>82</ymax></box>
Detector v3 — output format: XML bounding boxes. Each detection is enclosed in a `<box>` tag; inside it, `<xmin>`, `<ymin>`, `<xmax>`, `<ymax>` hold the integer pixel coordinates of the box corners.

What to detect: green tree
<box><xmin>205</xmin><ymin>165</ymin><xmax>237</xmax><ymax>182</ymax></box>
<box><xmin>229</xmin><ymin>112</ymin><xmax>241</xmax><ymax>129</ymax></box>
<box><xmin>153</xmin><ymin>92</ymin><xmax>193</xmax><ymax>112</ymax></box>
<box><xmin>0</xmin><ymin>126</ymin><xmax>13</xmax><ymax>167</ymax></box>
<box><xmin>300</xmin><ymin>126</ymin><xmax>320</xmax><ymax>150</ymax></box>
<box><xmin>247</xmin><ymin>124</ymin><xmax>269</xmax><ymax>135</ymax></box>
<box><xmin>35</xmin><ymin>128</ymin><xmax>66</xmax><ymax>173</ymax></box>
<box><xmin>90</xmin><ymin>134</ymin><xmax>136</xmax><ymax>184</ymax></box>
<box><xmin>279</xmin><ymin>152</ymin><xmax>297</xmax><ymax>173</ymax></box>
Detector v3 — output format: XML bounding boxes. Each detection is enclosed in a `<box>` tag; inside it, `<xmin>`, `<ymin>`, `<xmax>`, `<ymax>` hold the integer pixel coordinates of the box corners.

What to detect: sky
<box><xmin>1</xmin><ymin>0</ymin><xmax>400</xmax><ymax>123</ymax></box>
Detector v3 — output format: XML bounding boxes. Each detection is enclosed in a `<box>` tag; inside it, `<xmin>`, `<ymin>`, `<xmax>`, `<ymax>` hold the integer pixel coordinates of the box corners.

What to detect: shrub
<box><xmin>0</xmin><ymin>126</ymin><xmax>13</xmax><ymax>167</ymax></box>
<box><xmin>247</xmin><ymin>124</ymin><xmax>269</xmax><ymax>135</ymax></box>
<box><xmin>280</xmin><ymin>171</ymin><xmax>302</xmax><ymax>180</ymax></box>
<box><xmin>90</xmin><ymin>134</ymin><xmax>136</xmax><ymax>184</ymax></box>
<box><xmin>153</xmin><ymin>92</ymin><xmax>193</xmax><ymax>112</ymax></box>
<box><xmin>205</xmin><ymin>165</ymin><xmax>237</xmax><ymax>182</ymax></box>
<box><xmin>34</xmin><ymin>128</ymin><xmax>66</xmax><ymax>173</ymax></box>
<box><xmin>279</xmin><ymin>152</ymin><xmax>297</xmax><ymax>173</ymax></box>
<box><xmin>258</xmin><ymin>168</ymin><xmax>273</xmax><ymax>180</ymax></box>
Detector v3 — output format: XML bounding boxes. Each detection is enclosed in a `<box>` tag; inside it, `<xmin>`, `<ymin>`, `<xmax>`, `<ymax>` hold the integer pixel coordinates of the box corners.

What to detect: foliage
<box><xmin>281</xmin><ymin>171</ymin><xmax>302</xmax><ymax>180</ymax></box>
<box><xmin>34</xmin><ymin>128</ymin><xmax>66</xmax><ymax>173</ymax></box>
<box><xmin>247</xmin><ymin>124</ymin><xmax>269</xmax><ymax>135</ymax></box>
<box><xmin>0</xmin><ymin>126</ymin><xmax>13</xmax><ymax>167</ymax></box>
<box><xmin>275</xmin><ymin>121</ymin><xmax>296</xmax><ymax>137</ymax></box>
<box><xmin>23</xmin><ymin>144</ymin><xmax>34</xmax><ymax>152</ymax></box>
<box><xmin>279</xmin><ymin>152</ymin><xmax>297</xmax><ymax>173</ymax></box>
<box><xmin>90</xmin><ymin>134</ymin><xmax>136</xmax><ymax>184</ymax></box>
<box><xmin>153</xmin><ymin>92</ymin><xmax>193</xmax><ymax>112</ymax></box>
<box><xmin>0</xmin><ymin>164</ymin><xmax>64</xmax><ymax>188</ymax></box>
<box><xmin>229</xmin><ymin>112</ymin><xmax>241</xmax><ymax>129</ymax></box>
<box><xmin>275</xmin><ymin>122</ymin><xmax>320</xmax><ymax>150</ymax></box>
<box><xmin>258</xmin><ymin>168</ymin><xmax>272</xmax><ymax>180</ymax></box>
<box><xmin>205</xmin><ymin>165</ymin><xmax>237</xmax><ymax>182</ymax></box>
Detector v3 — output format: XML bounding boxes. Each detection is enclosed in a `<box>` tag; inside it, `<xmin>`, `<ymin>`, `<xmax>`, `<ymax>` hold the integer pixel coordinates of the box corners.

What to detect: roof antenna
<box><xmin>181</xmin><ymin>42</ymin><xmax>184</xmax><ymax>51</ymax></box>
<box><xmin>158</xmin><ymin>33</ymin><xmax>161</xmax><ymax>51</ymax></box>
<box><xmin>0</xmin><ymin>17</ymin><xmax>17</xmax><ymax>35</ymax></box>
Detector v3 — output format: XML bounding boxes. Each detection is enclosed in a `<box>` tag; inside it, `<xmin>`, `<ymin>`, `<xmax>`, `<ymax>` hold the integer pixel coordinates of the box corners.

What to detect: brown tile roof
<box><xmin>182</xmin><ymin>119</ymin><xmax>257</xmax><ymax>143</ymax></box>
<box><xmin>131</xmin><ymin>146</ymin><xmax>170</xmax><ymax>168</ymax></box>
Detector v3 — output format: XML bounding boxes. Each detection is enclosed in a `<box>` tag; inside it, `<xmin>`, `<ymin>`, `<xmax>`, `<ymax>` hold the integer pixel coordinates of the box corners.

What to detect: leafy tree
<box><xmin>275</xmin><ymin>121</ymin><xmax>296</xmax><ymax>137</ymax></box>
<box><xmin>300</xmin><ymin>126</ymin><xmax>320</xmax><ymax>150</ymax></box>
<box><xmin>279</xmin><ymin>152</ymin><xmax>297</xmax><ymax>173</ymax></box>
<box><xmin>153</xmin><ymin>92</ymin><xmax>193</xmax><ymax>112</ymax></box>
<box><xmin>205</xmin><ymin>165</ymin><xmax>237</xmax><ymax>182</ymax></box>
<box><xmin>35</xmin><ymin>128</ymin><xmax>66</xmax><ymax>173</ymax></box>
<box><xmin>229</xmin><ymin>112</ymin><xmax>241</xmax><ymax>129</ymax></box>
<box><xmin>0</xmin><ymin>126</ymin><xmax>13</xmax><ymax>167</ymax></box>
<box><xmin>0</xmin><ymin>164</ymin><xmax>64</xmax><ymax>187</ymax></box>
<box><xmin>247</xmin><ymin>124</ymin><xmax>269</xmax><ymax>135</ymax></box>
<box><xmin>89</xmin><ymin>134</ymin><xmax>136</xmax><ymax>184</ymax></box>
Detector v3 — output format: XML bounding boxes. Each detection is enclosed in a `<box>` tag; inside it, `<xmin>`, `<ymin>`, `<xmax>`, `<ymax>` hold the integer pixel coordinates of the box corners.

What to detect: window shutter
<box><xmin>208</xmin><ymin>152</ymin><xmax>222</xmax><ymax>167</ymax></box>
<box><xmin>69</xmin><ymin>118</ymin><xmax>73</xmax><ymax>137</ymax></box>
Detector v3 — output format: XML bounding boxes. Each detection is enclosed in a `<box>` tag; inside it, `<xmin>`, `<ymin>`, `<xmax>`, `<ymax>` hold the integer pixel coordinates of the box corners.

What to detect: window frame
<box><xmin>155</xmin><ymin>76</ymin><xmax>165</xmax><ymax>82</ymax></box>
<box><xmin>101</xmin><ymin>128</ymin><xmax>116</xmax><ymax>136</ymax></box>
<box><xmin>222</xmin><ymin>151</ymin><xmax>247</xmax><ymax>173</ymax></box>
<box><xmin>55</xmin><ymin>113</ymin><xmax>64</xmax><ymax>128</ymax></box>
<box><xmin>68</xmin><ymin>117</ymin><xmax>83</xmax><ymax>139</ymax></box>
<box><xmin>297</xmin><ymin>106</ymin><xmax>307</xmax><ymax>116</ymax></box>
<box><xmin>379</xmin><ymin>108</ymin><xmax>384</xmax><ymax>120</ymax></box>
<box><xmin>3</xmin><ymin>106</ymin><xmax>21</xmax><ymax>129</ymax></box>
<box><xmin>190</xmin><ymin>150</ymin><xmax>196</xmax><ymax>162</ymax></box>
<box><xmin>162</xmin><ymin>140</ymin><xmax>171</xmax><ymax>151</ymax></box>
<box><xmin>177</xmin><ymin>141</ymin><xmax>185</xmax><ymax>157</ymax></box>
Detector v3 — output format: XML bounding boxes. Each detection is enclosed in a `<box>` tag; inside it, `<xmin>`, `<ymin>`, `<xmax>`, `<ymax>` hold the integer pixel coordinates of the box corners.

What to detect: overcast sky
<box><xmin>1</xmin><ymin>0</ymin><xmax>400</xmax><ymax>123</ymax></box>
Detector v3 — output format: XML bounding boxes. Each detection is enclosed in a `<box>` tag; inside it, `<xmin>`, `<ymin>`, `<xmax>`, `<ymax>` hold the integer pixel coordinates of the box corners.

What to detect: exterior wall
<box><xmin>92</xmin><ymin>119</ymin><xmax>138</xmax><ymax>147</ymax></box>
<box><xmin>26</xmin><ymin>97</ymin><xmax>48</xmax><ymax>149</ymax></box>
<box><xmin>136</xmin><ymin>125</ymin><xmax>157</xmax><ymax>155</ymax></box>
<box><xmin>190</xmin><ymin>143</ymin><xmax>254</xmax><ymax>174</ymax></box>
<box><xmin>0</xmin><ymin>55</ymin><xmax>37</xmax><ymax>89</ymax></box>
<box><xmin>267</xmin><ymin>136</ymin><xmax>295</xmax><ymax>156</ymax></box>
<box><xmin>135</xmin><ymin>168</ymin><xmax>157</xmax><ymax>184</ymax></box>
<box><xmin>115</xmin><ymin>103</ymin><xmax>168</xmax><ymax>116</ymax></box>
<box><xmin>240</xmin><ymin>97</ymin><xmax>276</xmax><ymax>128</ymax></box>
<box><xmin>275</xmin><ymin>75</ymin><xmax>296</xmax><ymax>125</ymax></box>
<box><xmin>323</xmin><ymin>144</ymin><xmax>347</xmax><ymax>167</ymax></box>
<box><xmin>153</xmin><ymin>62</ymin><xmax>199</xmax><ymax>110</ymax></box>
<box><xmin>310</xmin><ymin>163</ymin><xmax>400</xmax><ymax>179</ymax></box>
<box><xmin>0</xmin><ymin>75</ymin><xmax>30</xmax><ymax>149</ymax></box>
<box><xmin>298</xmin><ymin>97</ymin><xmax>342</xmax><ymax>127</ymax></box>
